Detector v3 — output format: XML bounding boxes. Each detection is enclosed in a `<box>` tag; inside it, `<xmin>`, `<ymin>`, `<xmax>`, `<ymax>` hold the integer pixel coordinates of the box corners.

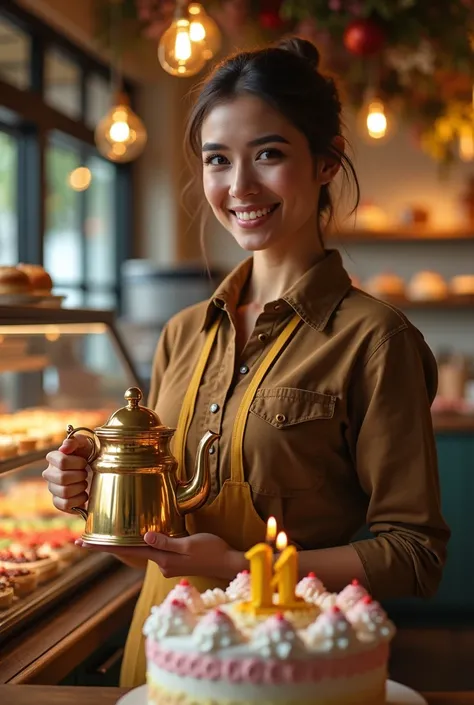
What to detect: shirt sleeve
<box><xmin>349</xmin><ymin>325</ymin><xmax>451</xmax><ymax>600</ymax></box>
<box><xmin>147</xmin><ymin>322</ymin><xmax>174</xmax><ymax>409</ymax></box>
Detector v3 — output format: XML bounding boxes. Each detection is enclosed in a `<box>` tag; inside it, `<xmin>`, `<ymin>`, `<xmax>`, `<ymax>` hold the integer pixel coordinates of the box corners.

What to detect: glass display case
<box><xmin>0</xmin><ymin>306</ymin><xmax>141</xmax><ymax>644</ymax></box>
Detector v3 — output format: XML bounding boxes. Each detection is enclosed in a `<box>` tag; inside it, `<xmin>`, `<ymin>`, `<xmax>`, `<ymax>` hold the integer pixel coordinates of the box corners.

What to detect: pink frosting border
<box><xmin>146</xmin><ymin>640</ymin><xmax>388</xmax><ymax>685</ymax></box>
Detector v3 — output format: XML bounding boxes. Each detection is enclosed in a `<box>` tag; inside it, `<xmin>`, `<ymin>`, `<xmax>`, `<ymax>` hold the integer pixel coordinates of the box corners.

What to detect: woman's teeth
<box><xmin>234</xmin><ymin>206</ymin><xmax>275</xmax><ymax>222</ymax></box>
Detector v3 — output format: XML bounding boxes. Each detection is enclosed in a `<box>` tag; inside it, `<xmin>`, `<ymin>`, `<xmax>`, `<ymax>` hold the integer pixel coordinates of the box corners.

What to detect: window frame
<box><xmin>0</xmin><ymin>0</ymin><xmax>135</xmax><ymax>312</ymax></box>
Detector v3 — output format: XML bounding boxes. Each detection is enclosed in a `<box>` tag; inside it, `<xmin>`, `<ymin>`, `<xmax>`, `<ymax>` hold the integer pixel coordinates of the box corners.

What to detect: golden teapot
<box><xmin>67</xmin><ymin>387</ymin><xmax>219</xmax><ymax>546</ymax></box>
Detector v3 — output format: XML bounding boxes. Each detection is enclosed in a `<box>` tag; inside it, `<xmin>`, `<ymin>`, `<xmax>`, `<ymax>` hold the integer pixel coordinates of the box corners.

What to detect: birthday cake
<box><xmin>143</xmin><ymin>569</ymin><xmax>395</xmax><ymax>705</ymax></box>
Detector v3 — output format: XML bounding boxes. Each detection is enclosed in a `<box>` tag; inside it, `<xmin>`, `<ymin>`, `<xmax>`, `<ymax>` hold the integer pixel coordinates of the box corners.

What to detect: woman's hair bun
<box><xmin>277</xmin><ymin>37</ymin><xmax>320</xmax><ymax>71</ymax></box>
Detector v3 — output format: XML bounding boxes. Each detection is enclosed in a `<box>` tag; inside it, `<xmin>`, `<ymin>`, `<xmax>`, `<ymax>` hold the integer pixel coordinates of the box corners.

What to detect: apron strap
<box><xmin>230</xmin><ymin>313</ymin><xmax>301</xmax><ymax>484</ymax></box>
<box><xmin>174</xmin><ymin>317</ymin><xmax>221</xmax><ymax>478</ymax></box>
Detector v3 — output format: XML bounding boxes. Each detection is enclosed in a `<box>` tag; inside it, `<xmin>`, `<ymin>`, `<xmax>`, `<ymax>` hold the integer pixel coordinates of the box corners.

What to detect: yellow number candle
<box><xmin>244</xmin><ymin>542</ymin><xmax>273</xmax><ymax>608</ymax></box>
<box><xmin>272</xmin><ymin>532</ymin><xmax>298</xmax><ymax>606</ymax></box>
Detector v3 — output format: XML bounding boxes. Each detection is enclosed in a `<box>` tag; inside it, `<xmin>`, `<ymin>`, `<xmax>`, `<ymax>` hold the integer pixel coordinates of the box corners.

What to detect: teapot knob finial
<box><xmin>125</xmin><ymin>387</ymin><xmax>143</xmax><ymax>409</ymax></box>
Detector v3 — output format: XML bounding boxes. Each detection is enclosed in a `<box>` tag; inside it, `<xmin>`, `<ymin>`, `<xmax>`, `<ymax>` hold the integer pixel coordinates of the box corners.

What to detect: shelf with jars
<box><xmin>0</xmin><ymin>305</ymin><xmax>141</xmax><ymax>645</ymax></box>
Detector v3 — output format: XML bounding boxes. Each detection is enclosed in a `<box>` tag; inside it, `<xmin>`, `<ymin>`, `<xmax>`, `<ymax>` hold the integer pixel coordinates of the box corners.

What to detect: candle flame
<box><xmin>266</xmin><ymin>516</ymin><xmax>277</xmax><ymax>543</ymax></box>
<box><xmin>276</xmin><ymin>531</ymin><xmax>288</xmax><ymax>552</ymax></box>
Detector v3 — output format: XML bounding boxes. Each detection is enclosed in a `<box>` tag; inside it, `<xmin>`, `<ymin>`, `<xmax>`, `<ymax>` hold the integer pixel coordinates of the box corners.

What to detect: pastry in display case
<box><xmin>0</xmin><ymin>305</ymin><xmax>142</xmax><ymax>643</ymax></box>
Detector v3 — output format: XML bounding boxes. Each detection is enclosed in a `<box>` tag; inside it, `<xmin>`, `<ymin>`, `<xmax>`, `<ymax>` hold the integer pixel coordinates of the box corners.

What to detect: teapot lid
<box><xmin>98</xmin><ymin>387</ymin><xmax>165</xmax><ymax>433</ymax></box>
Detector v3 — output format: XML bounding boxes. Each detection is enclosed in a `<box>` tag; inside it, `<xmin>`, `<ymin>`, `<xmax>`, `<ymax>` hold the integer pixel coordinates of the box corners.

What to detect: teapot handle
<box><xmin>66</xmin><ymin>425</ymin><xmax>101</xmax><ymax>465</ymax></box>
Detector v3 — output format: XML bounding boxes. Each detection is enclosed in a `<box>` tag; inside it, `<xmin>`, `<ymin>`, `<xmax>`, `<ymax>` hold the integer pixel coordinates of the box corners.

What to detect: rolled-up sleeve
<box><xmin>350</xmin><ymin>325</ymin><xmax>450</xmax><ymax>600</ymax></box>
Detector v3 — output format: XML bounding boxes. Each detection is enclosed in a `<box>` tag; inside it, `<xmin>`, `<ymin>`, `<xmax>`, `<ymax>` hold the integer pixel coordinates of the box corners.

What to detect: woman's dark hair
<box><xmin>184</xmin><ymin>36</ymin><xmax>360</xmax><ymax>246</ymax></box>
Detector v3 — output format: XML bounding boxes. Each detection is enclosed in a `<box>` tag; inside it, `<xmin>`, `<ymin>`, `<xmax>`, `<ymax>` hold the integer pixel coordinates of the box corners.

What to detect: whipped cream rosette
<box><xmin>193</xmin><ymin>608</ymin><xmax>244</xmax><ymax>652</ymax></box>
<box><xmin>313</xmin><ymin>591</ymin><xmax>338</xmax><ymax>611</ymax></box>
<box><xmin>164</xmin><ymin>579</ymin><xmax>205</xmax><ymax>614</ymax></box>
<box><xmin>336</xmin><ymin>579</ymin><xmax>369</xmax><ymax>611</ymax></box>
<box><xmin>346</xmin><ymin>596</ymin><xmax>395</xmax><ymax>643</ymax></box>
<box><xmin>305</xmin><ymin>606</ymin><xmax>357</xmax><ymax>652</ymax></box>
<box><xmin>201</xmin><ymin>587</ymin><xmax>229</xmax><ymax>608</ymax></box>
<box><xmin>225</xmin><ymin>569</ymin><xmax>251</xmax><ymax>601</ymax></box>
<box><xmin>295</xmin><ymin>572</ymin><xmax>325</xmax><ymax>601</ymax></box>
<box><xmin>143</xmin><ymin>598</ymin><xmax>197</xmax><ymax>639</ymax></box>
<box><xmin>251</xmin><ymin>613</ymin><xmax>307</xmax><ymax>659</ymax></box>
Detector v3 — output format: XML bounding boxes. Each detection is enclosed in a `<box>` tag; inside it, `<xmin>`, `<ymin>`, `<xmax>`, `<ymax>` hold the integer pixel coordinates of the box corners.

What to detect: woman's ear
<box><xmin>318</xmin><ymin>135</ymin><xmax>345</xmax><ymax>185</ymax></box>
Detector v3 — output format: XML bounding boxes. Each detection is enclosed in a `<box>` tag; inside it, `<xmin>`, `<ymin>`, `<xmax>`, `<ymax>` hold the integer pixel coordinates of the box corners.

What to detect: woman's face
<box><xmin>201</xmin><ymin>94</ymin><xmax>326</xmax><ymax>254</ymax></box>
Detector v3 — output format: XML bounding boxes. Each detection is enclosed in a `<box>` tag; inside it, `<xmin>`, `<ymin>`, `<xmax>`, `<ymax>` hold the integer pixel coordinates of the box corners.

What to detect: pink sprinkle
<box><xmin>242</xmin><ymin>569</ymin><xmax>249</xmax><ymax>575</ymax></box>
<box><xmin>330</xmin><ymin>605</ymin><xmax>341</xmax><ymax>614</ymax></box>
<box><xmin>179</xmin><ymin>578</ymin><xmax>190</xmax><ymax>586</ymax></box>
<box><xmin>351</xmin><ymin>579</ymin><xmax>359</xmax><ymax>586</ymax></box>
<box><xmin>362</xmin><ymin>595</ymin><xmax>373</xmax><ymax>604</ymax></box>
<box><xmin>307</xmin><ymin>571</ymin><xmax>316</xmax><ymax>578</ymax></box>
<box><xmin>275</xmin><ymin>612</ymin><xmax>285</xmax><ymax>621</ymax></box>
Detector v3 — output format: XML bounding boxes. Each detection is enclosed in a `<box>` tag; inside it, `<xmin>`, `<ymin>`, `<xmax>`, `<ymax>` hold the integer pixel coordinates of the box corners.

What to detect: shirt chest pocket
<box><xmin>247</xmin><ymin>387</ymin><xmax>336</xmax><ymax>497</ymax></box>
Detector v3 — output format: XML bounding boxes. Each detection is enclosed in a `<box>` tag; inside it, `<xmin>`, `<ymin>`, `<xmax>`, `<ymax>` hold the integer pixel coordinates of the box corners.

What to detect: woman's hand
<box><xmin>42</xmin><ymin>435</ymin><xmax>91</xmax><ymax>514</ymax></box>
<box><xmin>76</xmin><ymin>532</ymin><xmax>247</xmax><ymax>581</ymax></box>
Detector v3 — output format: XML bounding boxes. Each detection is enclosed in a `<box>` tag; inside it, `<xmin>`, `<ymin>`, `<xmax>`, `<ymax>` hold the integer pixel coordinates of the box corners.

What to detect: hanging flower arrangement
<box><xmin>96</xmin><ymin>0</ymin><xmax>474</xmax><ymax>163</ymax></box>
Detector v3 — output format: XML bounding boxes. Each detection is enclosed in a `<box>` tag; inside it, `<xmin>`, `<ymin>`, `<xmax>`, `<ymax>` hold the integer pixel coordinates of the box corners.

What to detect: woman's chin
<box><xmin>231</xmin><ymin>228</ymin><xmax>277</xmax><ymax>252</ymax></box>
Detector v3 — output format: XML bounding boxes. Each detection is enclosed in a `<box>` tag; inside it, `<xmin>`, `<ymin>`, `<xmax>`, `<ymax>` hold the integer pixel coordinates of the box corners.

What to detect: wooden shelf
<box><xmin>0</xmin><ymin>355</ymin><xmax>50</xmax><ymax>374</ymax></box>
<box><xmin>365</xmin><ymin>295</ymin><xmax>474</xmax><ymax>310</ymax></box>
<box><xmin>333</xmin><ymin>229</ymin><xmax>474</xmax><ymax>245</ymax></box>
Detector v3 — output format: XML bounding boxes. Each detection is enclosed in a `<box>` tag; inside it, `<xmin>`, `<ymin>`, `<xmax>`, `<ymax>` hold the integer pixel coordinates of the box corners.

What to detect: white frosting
<box><xmin>225</xmin><ymin>570</ymin><xmax>251</xmax><ymax>601</ymax></box>
<box><xmin>192</xmin><ymin>609</ymin><xmax>244</xmax><ymax>652</ymax></box>
<box><xmin>305</xmin><ymin>607</ymin><xmax>357</xmax><ymax>652</ymax></box>
<box><xmin>336</xmin><ymin>580</ymin><xmax>369</xmax><ymax>611</ymax></box>
<box><xmin>295</xmin><ymin>573</ymin><xmax>325</xmax><ymax>601</ymax></box>
<box><xmin>201</xmin><ymin>588</ymin><xmax>229</xmax><ymax>608</ymax></box>
<box><xmin>143</xmin><ymin>599</ymin><xmax>197</xmax><ymax>639</ymax></box>
<box><xmin>251</xmin><ymin>614</ymin><xmax>308</xmax><ymax>659</ymax></box>
<box><xmin>164</xmin><ymin>580</ymin><xmax>205</xmax><ymax>614</ymax></box>
<box><xmin>313</xmin><ymin>591</ymin><xmax>338</xmax><ymax>611</ymax></box>
<box><xmin>346</xmin><ymin>598</ymin><xmax>396</xmax><ymax>643</ymax></box>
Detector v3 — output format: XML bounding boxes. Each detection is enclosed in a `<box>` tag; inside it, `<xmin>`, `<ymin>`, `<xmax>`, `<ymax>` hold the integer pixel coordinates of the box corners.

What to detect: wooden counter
<box><xmin>0</xmin><ymin>686</ymin><xmax>473</xmax><ymax>705</ymax></box>
<box><xmin>0</xmin><ymin>562</ymin><xmax>144</xmax><ymax>684</ymax></box>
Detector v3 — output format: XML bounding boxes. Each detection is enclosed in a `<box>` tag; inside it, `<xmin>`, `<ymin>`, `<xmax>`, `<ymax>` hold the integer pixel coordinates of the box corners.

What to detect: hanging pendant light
<box><xmin>158</xmin><ymin>1</ymin><xmax>207</xmax><ymax>77</ymax></box>
<box><xmin>187</xmin><ymin>3</ymin><xmax>222</xmax><ymax>60</ymax></box>
<box><xmin>95</xmin><ymin>91</ymin><xmax>147</xmax><ymax>163</ymax></box>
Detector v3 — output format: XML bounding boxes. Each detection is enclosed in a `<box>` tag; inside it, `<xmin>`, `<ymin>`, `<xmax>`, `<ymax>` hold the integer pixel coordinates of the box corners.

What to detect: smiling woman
<box><xmin>43</xmin><ymin>36</ymin><xmax>450</xmax><ymax>690</ymax></box>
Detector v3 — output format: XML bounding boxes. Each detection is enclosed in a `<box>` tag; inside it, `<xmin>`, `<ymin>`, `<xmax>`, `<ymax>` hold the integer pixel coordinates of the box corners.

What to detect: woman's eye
<box><xmin>204</xmin><ymin>154</ymin><xmax>229</xmax><ymax>166</ymax></box>
<box><xmin>257</xmin><ymin>148</ymin><xmax>283</xmax><ymax>161</ymax></box>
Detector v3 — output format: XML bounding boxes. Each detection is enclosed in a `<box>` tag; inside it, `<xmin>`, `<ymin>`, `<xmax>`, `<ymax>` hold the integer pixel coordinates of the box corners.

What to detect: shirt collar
<box><xmin>200</xmin><ymin>249</ymin><xmax>351</xmax><ymax>332</ymax></box>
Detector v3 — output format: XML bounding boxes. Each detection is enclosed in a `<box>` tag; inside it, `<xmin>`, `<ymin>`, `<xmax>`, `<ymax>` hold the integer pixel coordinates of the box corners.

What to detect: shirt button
<box><xmin>210</xmin><ymin>403</ymin><xmax>220</xmax><ymax>413</ymax></box>
<box><xmin>274</xmin><ymin>303</ymin><xmax>281</xmax><ymax>311</ymax></box>
<box><xmin>258</xmin><ymin>333</ymin><xmax>267</xmax><ymax>343</ymax></box>
<box><xmin>275</xmin><ymin>413</ymin><xmax>286</xmax><ymax>423</ymax></box>
<box><xmin>209</xmin><ymin>446</ymin><xmax>216</xmax><ymax>455</ymax></box>
<box><xmin>239</xmin><ymin>365</ymin><xmax>249</xmax><ymax>375</ymax></box>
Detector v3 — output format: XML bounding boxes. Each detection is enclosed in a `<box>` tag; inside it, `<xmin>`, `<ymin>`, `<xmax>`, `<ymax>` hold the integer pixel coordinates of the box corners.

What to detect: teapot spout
<box><xmin>176</xmin><ymin>430</ymin><xmax>219</xmax><ymax>515</ymax></box>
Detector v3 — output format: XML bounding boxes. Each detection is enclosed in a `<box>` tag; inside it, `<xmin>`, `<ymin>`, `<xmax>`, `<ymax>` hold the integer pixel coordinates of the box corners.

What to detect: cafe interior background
<box><xmin>0</xmin><ymin>0</ymin><xmax>472</xmax><ymax>691</ymax></box>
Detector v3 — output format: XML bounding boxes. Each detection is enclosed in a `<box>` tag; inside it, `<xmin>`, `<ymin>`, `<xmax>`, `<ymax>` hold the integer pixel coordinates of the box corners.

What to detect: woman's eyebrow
<box><xmin>202</xmin><ymin>134</ymin><xmax>290</xmax><ymax>151</ymax></box>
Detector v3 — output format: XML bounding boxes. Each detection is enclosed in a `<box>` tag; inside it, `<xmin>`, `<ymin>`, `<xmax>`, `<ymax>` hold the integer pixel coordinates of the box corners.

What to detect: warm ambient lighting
<box><xmin>459</xmin><ymin>125</ymin><xmax>474</xmax><ymax>162</ymax></box>
<box><xmin>68</xmin><ymin>167</ymin><xmax>92</xmax><ymax>192</ymax></box>
<box><xmin>158</xmin><ymin>17</ymin><xmax>207</xmax><ymax>77</ymax></box>
<box><xmin>366</xmin><ymin>99</ymin><xmax>388</xmax><ymax>140</ymax></box>
<box><xmin>94</xmin><ymin>92</ymin><xmax>147</xmax><ymax>163</ymax></box>
<box><xmin>276</xmin><ymin>531</ymin><xmax>288</xmax><ymax>552</ymax></box>
<box><xmin>187</xmin><ymin>2</ymin><xmax>221</xmax><ymax>60</ymax></box>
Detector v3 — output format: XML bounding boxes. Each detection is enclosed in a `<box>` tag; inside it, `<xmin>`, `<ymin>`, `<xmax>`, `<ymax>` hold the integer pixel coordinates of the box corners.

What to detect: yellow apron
<box><xmin>120</xmin><ymin>313</ymin><xmax>301</xmax><ymax>687</ymax></box>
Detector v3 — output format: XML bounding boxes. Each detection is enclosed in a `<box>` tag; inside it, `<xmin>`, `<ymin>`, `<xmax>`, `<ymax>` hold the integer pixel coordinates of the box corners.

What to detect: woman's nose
<box><xmin>229</xmin><ymin>165</ymin><xmax>259</xmax><ymax>199</ymax></box>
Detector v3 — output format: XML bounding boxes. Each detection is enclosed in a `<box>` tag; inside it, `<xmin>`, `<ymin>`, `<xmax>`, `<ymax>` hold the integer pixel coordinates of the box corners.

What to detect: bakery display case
<box><xmin>0</xmin><ymin>306</ymin><xmax>141</xmax><ymax>644</ymax></box>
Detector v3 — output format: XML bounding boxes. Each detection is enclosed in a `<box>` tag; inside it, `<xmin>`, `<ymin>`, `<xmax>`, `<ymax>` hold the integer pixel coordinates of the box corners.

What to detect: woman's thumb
<box><xmin>58</xmin><ymin>434</ymin><xmax>92</xmax><ymax>459</ymax></box>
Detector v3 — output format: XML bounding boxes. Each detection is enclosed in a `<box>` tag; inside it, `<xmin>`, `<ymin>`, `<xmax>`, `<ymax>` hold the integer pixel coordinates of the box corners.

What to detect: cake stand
<box><xmin>116</xmin><ymin>680</ymin><xmax>428</xmax><ymax>705</ymax></box>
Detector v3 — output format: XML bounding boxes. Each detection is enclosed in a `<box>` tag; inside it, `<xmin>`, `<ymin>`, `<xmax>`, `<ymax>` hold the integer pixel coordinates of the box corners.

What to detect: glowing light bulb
<box><xmin>158</xmin><ymin>18</ymin><xmax>206</xmax><ymax>77</ymax></box>
<box><xmin>187</xmin><ymin>3</ymin><xmax>222</xmax><ymax>60</ymax></box>
<box><xmin>459</xmin><ymin>125</ymin><xmax>474</xmax><ymax>162</ymax></box>
<box><xmin>366</xmin><ymin>100</ymin><xmax>388</xmax><ymax>140</ymax></box>
<box><xmin>95</xmin><ymin>93</ymin><xmax>147</xmax><ymax>163</ymax></box>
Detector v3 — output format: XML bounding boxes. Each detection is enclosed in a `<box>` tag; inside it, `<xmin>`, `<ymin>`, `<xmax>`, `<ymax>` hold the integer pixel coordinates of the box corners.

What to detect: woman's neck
<box><xmin>242</xmin><ymin>244</ymin><xmax>325</xmax><ymax>307</ymax></box>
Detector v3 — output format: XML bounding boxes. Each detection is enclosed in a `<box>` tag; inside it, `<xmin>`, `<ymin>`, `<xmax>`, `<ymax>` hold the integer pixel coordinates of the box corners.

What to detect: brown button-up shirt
<box><xmin>149</xmin><ymin>250</ymin><xmax>450</xmax><ymax>601</ymax></box>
